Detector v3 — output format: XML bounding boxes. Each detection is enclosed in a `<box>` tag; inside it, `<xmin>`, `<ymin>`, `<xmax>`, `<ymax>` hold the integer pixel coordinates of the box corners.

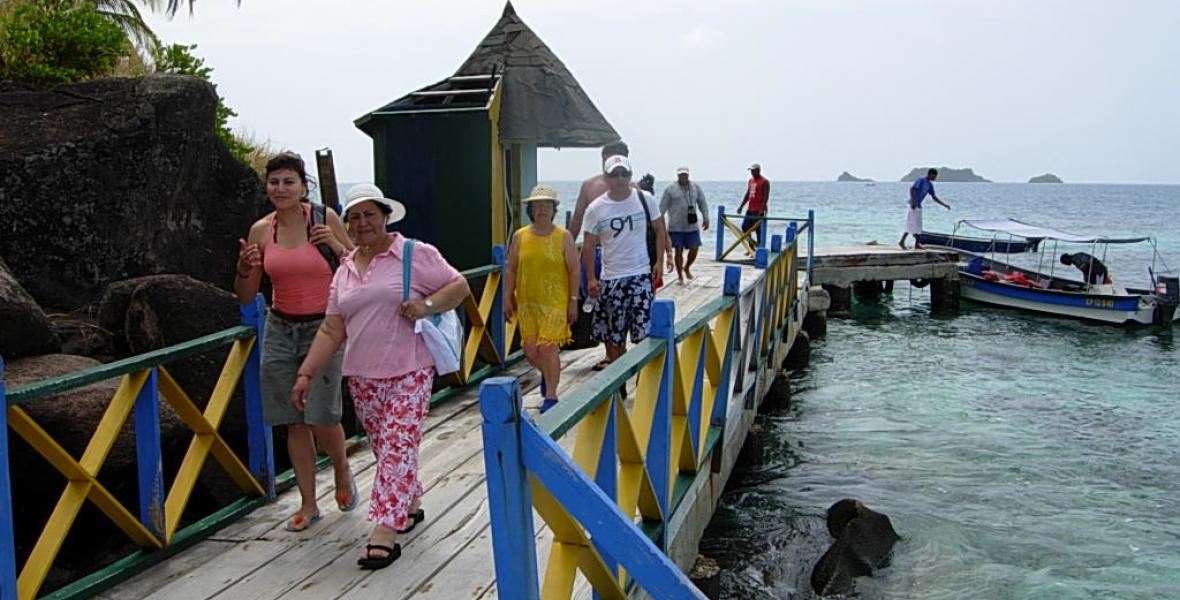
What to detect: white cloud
<box><xmin>677</xmin><ymin>26</ymin><xmax>723</xmax><ymax>50</ymax></box>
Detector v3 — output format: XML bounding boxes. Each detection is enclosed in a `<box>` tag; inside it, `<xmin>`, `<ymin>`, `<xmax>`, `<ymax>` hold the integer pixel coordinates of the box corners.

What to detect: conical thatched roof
<box><xmin>455</xmin><ymin>2</ymin><xmax>618</xmax><ymax>148</ymax></box>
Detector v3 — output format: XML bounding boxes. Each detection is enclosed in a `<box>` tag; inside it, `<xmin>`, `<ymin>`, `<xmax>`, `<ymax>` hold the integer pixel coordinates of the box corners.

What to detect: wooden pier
<box><xmin>95</xmin><ymin>248</ymin><xmax>809</xmax><ymax>600</ymax></box>
<box><xmin>806</xmin><ymin>244</ymin><xmax>960</xmax><ymax>315</ymax></box>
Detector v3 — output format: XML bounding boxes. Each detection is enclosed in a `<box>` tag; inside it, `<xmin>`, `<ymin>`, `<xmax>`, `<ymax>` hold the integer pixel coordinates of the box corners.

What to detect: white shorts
<box><xmin>905</xmin><ymin>206</ymin><xmax>923</xmax><ymax>235</ymax></box>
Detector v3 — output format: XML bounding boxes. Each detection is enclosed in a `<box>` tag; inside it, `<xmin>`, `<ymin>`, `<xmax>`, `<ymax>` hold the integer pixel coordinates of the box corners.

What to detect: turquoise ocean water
<box><xmin>551</xmin><ymin>181</ymin><xmax>1180</xmax><ymax>599</ymax></box>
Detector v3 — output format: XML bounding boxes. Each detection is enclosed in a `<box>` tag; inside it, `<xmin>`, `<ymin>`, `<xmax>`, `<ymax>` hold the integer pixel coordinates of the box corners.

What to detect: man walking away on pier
<box><xmin>582</xmin><ymin>155</ymin><xmax>668</xmax><ymax>371</ymax></box>
<box><xmin>1060</xmin><ymin>252</ymin><xmax>1110</xmax><ymax>285</ymax></box>
<box><xmin>898</xmin><ymin>168</ymin><xmax>951</xmax><ymax>250</ymax></box>
<box><xmin>660</xmin><ymin>166</ymin><xmax>710</xmax><ymax>284</ymax></box>
<box><xmin>738</xmin><ymin>163</ymin><xmax>770</xmax><ymax>251</ymax></box>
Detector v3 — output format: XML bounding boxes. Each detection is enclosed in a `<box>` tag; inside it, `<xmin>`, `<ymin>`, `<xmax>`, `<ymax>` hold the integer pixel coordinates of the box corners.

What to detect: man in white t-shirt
<box><xmin>581</xmin><ymin>155</ymin><xmax>668</xmax><ymax>369</ymax></box>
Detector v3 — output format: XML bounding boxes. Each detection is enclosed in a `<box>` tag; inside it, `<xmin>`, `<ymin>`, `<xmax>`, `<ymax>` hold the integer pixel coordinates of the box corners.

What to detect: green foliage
<box><xmin>0</xmin><ymin>1</ymin><xmax>130</xmax><ymax>87</ymax></box>
<box><xmin>154</xmin><ymin>42</ymin><xmax>254</xmax><ymax>163</ymax></box>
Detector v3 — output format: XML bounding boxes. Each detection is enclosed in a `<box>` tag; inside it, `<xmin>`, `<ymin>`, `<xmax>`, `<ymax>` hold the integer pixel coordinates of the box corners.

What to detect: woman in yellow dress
<box><xmin>504</xmin><ymin>184</ymin><xmax>580</xmax><ymax>413</ymax></box>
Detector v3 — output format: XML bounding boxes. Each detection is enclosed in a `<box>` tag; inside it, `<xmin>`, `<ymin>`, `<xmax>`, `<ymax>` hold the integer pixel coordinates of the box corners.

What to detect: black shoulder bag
<box><xmin>638</xmin><ymin>190</ymin><xmax>657</xmax><ymax>269</ymax></box>
<box><xmin>310</xmin><ymin>204</ymin><xmax>339</xmax><ymax>273</ymax></box>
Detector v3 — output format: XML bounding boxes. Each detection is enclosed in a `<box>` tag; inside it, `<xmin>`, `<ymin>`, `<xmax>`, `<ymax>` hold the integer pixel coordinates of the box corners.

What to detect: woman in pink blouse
<box><xmin>291</xmin><ymin>183</ymin><xmax>469</xmax><ymax>570</ymax></box>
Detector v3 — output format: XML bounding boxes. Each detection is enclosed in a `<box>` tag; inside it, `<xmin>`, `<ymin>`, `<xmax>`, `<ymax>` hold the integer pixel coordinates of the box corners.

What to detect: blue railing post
<box><xmin>714</xmin><ymin>205</ymin><xmax>725</xmax><ymax>261</ymax></box>
<box><xmin>479</xmin><ymin>377</ymin><xmax>540</xmax><ymax>600</ymax></box>
<box><xmin>241</xmin><ymin>295</ymin><xmax>275</xmax><ymax>499</ymax></box>
<box><xmin>754</xmin><ymin>247</ymin><xmax>769</xmax><ymax>269</ymax></box>
<box><xmin>712</xmin><ymin>267</ymin><xmax>742</xmax><ymax>427</ymax></box>
<box><xmin>759</xmin><ymin>217</ymin><xmax>769</xmax><ymax>248</ymax></box>
<box><xmin>808</xmin><ymin>209</ymin><xmax>815</xmax><ymax>282</ymax></box>
<box><xmin>770</xmin><ymin>234</ymin><xmax>782</xmax><ymax>253</ymax></box>
<box><xmin>0</xmin><ymin>357</ymin><xmax>16</xmax><ymax>600</ymax></box>
<box><xmin>593</xmin><ymin>396</ymin><xmax>620</xmax><ymax>588</ymax></box>
<box><xmin>134</xmin><ymin>368</ymin><xmax>165</xmax><ymax>539</ymax></box>
<box><xmin>786</xmin><ymin>222</ymin><xmax>797</xmax><ymax>245</ymax></box>
<box><xmin>648</xmin><ymin>299</ymin><xmax>676</xmax><ymax>548</ymax></box>
<box><xmin>491</xmin><ymin>245</ymin><xmax>507</xmax><ymax>363</ymax></box>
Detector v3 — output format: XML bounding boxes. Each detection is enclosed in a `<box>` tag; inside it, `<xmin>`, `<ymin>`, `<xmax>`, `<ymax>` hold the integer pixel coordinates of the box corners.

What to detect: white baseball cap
<box><xmin>749</xmin><ymin>162</ymin><xmax>762</xmax><ymax>171</ymax></box>
<box><xmin>675</xmin><ymin>166</ymin><xmax>690</xmax><ymax>176</ymax></box>
<box><xmin>342</xmin><ymin>183</ymin><xmax>406</xmax><ymax>224</ymax></box>
<box><xmin>603</xmin><ymin>155</ymin><xmax>632</xmax><ymax>176</ymax></box>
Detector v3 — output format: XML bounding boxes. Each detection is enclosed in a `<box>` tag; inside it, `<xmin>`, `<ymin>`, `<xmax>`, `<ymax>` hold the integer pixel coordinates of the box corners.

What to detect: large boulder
<box><xmin>0</xmin><ymin>75</ymin><xmax>267</xmax><ymax>312</ymax></box>
<box><xmin>0</xmin><ymin>256</ymin><xmax>61</xmax><ymax>357</ymax></box>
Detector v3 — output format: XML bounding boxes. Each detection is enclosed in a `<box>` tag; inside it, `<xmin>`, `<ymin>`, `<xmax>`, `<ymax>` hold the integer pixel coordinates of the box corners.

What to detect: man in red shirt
<box><xmin>737</xmin><ymin>162</ymin><xmax>770</xmax><ymax>249</ymax></box>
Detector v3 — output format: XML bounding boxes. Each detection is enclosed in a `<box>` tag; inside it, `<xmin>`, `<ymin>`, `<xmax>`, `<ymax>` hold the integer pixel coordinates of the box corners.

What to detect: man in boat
<box><xmin>737</xmin><ymin>163</ymin><xmax>770</xmax><ymax>251</ymax></box>
<box><xmin>1060</xmin><ymin>252</ymin><xmax>1110</xmax><ymax>285</ymax></box>
<box><xmin>898</xmin><ymin>168</ymin><xmax>951</xmax><ymax>250</ymax></box>
<box><xmin>660</xmin><ymin>166</ymin><xmax>710</xmax><ymax>284</ymax></box>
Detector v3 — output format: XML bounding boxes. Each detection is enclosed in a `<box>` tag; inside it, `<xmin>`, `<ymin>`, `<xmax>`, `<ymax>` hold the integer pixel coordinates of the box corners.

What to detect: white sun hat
<box><xmin>342</xmin><ymin>183</ymin><xmax>406</xmax><ymax>224</ymax></box>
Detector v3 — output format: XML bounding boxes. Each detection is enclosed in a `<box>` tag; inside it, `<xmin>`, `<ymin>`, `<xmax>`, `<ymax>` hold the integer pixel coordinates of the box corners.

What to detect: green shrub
<box><xmin>0</xmin><ymin>1</ymin><xmax>129</xmax><ymax>87</ymax></box>
<box><xmin>153</xmin><ymin>42</ymin><xmax>255</xmax><ymax>164</ymax></box>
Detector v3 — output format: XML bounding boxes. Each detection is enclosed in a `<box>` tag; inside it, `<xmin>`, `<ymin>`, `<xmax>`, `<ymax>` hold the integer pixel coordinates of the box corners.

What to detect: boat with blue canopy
<box><xmin>949</xmin><ymin>219</ymin><xmax>1178</xmax><ymax>326</ymax></box>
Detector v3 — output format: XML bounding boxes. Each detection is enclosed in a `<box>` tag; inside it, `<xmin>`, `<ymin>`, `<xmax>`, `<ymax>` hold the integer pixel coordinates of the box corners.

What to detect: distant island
<box><xmin>1028</xmin><ymin>173</ymin><xmax>1063</xmax><ymax>183</ymax></box>
<box><xmin>900</xmin><ymin>167</ymin><xmax>991</xmax><ymax>183</ymax></box>
<box><xmin>837</xmin><ymin>171</ymin><xmax>873</xmax><ymax>182</ymax></box>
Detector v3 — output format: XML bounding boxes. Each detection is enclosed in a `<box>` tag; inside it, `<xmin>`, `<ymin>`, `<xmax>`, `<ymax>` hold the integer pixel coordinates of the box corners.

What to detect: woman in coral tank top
<box><xmin>233</xmin><ymin>152</ymin><xmax>356</xmax><ymax>533</ymax></box>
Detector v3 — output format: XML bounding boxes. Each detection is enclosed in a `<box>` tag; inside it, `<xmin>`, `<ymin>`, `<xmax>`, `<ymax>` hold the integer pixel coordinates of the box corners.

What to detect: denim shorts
<box><xmin>669</xmin><ymin>230</ymin><xmax>702</xmax><ymax>249</ymax></box>
<box><xmin>261</xmin><ymin>312</ymin><xmax>344</xmax><ymax>427</ymax></box>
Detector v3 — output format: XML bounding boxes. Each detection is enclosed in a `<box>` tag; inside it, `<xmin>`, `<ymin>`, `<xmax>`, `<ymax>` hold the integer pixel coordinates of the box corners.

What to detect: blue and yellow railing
<box><xmin>0</xmin><ymin>248</ymin><xmax>517</xmax><ymax>600</ymax></box>
<box><xmin>714</xmin><ymin>206</ymin><xmax>815</xmax><ymax>278</ymax></box>
<box><xmin>479</xmin><ymin>223</ymin><xmax>809</xmax><ymax>599</ymax></box>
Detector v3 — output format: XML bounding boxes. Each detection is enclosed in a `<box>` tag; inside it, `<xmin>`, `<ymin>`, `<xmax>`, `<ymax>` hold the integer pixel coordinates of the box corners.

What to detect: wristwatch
<box><xmin>424</xmin><ymin>298</ymin><xmax>435</xmax><ymax>312</ymax></box>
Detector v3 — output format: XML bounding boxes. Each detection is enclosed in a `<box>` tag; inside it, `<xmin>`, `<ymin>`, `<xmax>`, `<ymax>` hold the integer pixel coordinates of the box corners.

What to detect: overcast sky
<box><xmin>144</xmin><ymin>0</ymin><xmax>1179</xmax><ymax>184</ymax></box>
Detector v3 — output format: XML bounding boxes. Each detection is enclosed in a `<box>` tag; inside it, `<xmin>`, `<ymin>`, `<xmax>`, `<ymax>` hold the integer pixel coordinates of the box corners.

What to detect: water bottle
<box><xmin>583</xmin><ymin>296</ymin><xmax>596</xmax><ymax>313</ymax></box>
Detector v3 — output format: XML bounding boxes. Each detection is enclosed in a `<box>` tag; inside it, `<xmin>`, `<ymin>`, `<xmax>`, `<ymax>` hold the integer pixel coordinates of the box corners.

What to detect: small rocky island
<box><xmin>900</xmin><ymin>167</ymin><xmax>991</xmax><ymax>182</ymax></box>
<box><xmin>1029</xmin><ymin>173</ymin><xmax>1063</xmax><ymax>183</ymax></box>
<box><xmin>837</xmin><ymin>171</ymin><xmax>873</xmax><ymax>182</ymax></box>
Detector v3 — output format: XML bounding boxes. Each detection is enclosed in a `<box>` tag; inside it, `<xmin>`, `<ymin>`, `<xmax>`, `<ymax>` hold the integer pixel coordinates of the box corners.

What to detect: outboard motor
<box><xmin>1152</xmin><ymin>275</ymin><xmax>1178</xmax><ymax>326</ymax></box>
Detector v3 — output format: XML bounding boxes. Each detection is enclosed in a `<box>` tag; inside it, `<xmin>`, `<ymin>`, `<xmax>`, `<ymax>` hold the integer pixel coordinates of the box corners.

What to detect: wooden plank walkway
<box><xmin>102</xmin><ymin>256</ymin><xmax>766</xmax><ymax>600</ymax></box>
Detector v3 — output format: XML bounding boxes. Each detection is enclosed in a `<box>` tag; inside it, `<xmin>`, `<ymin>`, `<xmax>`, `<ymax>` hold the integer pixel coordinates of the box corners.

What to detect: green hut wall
<box><xmin>368</xmin><ymin>110</ymin><xmax>495</xmax><ymax>272</ymax></box>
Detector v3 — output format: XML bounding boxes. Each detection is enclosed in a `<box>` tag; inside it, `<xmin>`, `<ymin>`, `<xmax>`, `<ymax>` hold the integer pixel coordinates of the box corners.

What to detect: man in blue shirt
<box><xmin>898</xmin><ymin>168</ymin><xmax>951</xmax><ymax>249</ymax></box>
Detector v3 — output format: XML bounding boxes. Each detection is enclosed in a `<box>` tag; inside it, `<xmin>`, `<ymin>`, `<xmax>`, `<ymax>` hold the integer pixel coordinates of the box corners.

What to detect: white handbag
<box><xmin>402</xmin><ymin>239</ymin><xmax>462</xmax><ymax>375</ymax></box>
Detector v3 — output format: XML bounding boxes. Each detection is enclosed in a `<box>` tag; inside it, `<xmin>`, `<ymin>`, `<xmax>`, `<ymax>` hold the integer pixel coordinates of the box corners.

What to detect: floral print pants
<box><xmin>348</xmin><ymin>367</ymin><xmax>433</xmax><ymax>530</ymax></box>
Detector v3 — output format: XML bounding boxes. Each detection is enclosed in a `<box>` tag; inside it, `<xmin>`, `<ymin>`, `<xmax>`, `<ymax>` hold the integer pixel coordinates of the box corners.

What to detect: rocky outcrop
<box><xmin>0</xmin><ymin>257</ymin><xmax>61</xmax><ymax>357</ymax></box>
<box><xmin>836</xmin><ymin>171</ymin><xmax>873</xmax><ymax>182</ymax></box>
<box><xmin>1029</xmin><ymin>173</ymin><xmax>1063</xmax><ymax>183</ymax></box>
<box><xmin>900</xmin><ymin>167</ymin><xmax>991</xmax><ymax>182</ymax></box>
<box><xmin>811</xmin><ymin>499</ymin><xmax>900</xmax><ymax>596</ymax></box>
<box><xmin>0</xmin><ymin>75</ymin><xmax>267</xmax><ymax>312</ymax></box>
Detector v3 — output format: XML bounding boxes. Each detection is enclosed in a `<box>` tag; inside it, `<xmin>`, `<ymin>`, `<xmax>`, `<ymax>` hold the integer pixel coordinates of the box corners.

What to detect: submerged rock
<box><xmin>811</xmin><ymin>498</ymin><xmax>900</xmax><ymax>596</ymax></box>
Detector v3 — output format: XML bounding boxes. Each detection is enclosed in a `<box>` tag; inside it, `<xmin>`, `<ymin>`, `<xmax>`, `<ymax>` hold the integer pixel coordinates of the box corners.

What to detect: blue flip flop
<box><xmin>284</xmin><ymin>511</ymin><xmax>322</xmax><ymax>532</ymax></box>
<box><xmin>337</xmin><ymin>472</ymin><xmax>360</xmax><ymax>512</ymax></box>
<box><xmin>540</xmin><ymin>398</ymin><xmax>559</xmax><ymax>413</ymax></box>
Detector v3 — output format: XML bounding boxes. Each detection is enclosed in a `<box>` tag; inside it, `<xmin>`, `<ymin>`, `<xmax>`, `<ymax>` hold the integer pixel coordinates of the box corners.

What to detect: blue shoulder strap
<box><xmin>402</xmin><ymin>239</ymin><xmax>415</xmax><ymax>302</ymax></box>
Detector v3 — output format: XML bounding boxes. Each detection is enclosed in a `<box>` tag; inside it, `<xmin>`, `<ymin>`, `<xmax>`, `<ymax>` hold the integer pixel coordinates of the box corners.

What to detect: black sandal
<box><xmin>398</xmin><ymin>508</ymin><xmax>425</xmax><ymax>534</ymax></box>
<box><xmin>357</xmin><ymin>543</ymin><xmax>401</xmax><ymax>570</ymax></box>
